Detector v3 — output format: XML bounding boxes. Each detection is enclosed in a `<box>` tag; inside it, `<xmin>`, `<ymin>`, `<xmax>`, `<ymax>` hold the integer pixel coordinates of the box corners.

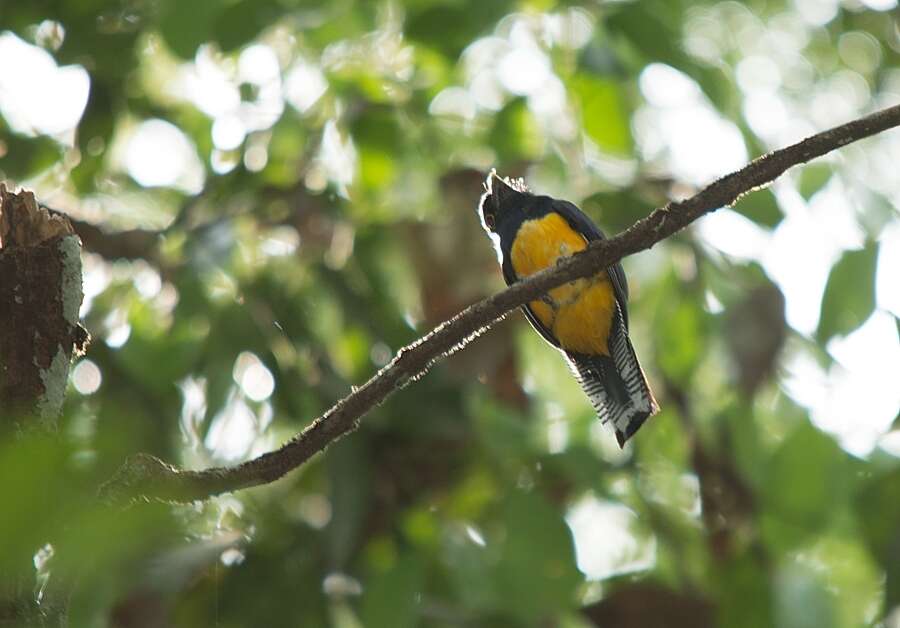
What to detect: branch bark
<box><xmin>99</xmin><ymin>103</ymin><xmax>900</xmax><ymax>503</ymax></box>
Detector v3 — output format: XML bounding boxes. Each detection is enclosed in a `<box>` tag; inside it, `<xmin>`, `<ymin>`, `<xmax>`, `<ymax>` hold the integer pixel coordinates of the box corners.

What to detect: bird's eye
<box><xmin>483</xmin><ymin>212</ymin><xmax>495</xmax><ymax>229</ymax></box>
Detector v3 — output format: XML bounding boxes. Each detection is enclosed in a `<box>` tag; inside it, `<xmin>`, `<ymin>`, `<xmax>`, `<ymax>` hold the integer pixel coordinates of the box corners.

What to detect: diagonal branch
<box><xmin>99</xmin><ymin>103</ymin><xmax>900</xmax><ymax>504</ymax></box>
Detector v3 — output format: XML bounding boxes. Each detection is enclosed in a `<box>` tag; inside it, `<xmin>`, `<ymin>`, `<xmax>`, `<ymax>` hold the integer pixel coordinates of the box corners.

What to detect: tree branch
<box><xmin>99</xmin><ymin>103</ymin><xmax>900</xmax><ymax>503</ymax></box>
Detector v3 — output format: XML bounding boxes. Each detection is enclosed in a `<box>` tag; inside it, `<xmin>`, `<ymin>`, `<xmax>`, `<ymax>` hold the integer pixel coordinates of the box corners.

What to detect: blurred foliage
<box><xmin>1</xmin><ymin>0</ymin><xmax>899</xmax><ymax>626</ymax></box>
<box><xmin>818</xmin><ymin>242</ymin><xmax>879</xmax><ymax>343</ymax></box>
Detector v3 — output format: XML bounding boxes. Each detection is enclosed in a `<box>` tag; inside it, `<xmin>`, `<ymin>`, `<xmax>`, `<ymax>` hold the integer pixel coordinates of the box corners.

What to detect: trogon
<box><xmin>478</xmin><ymin>171</ymin><xmax>658</xmax><ymax>447</ymax></box>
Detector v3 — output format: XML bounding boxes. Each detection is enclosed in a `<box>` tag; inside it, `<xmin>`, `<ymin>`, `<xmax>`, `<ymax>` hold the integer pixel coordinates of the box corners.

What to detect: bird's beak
<box><xmin>486</xmin><ymin>171</ymin><xmax>523</xmax><ymax>213</ymax></box>
<box><xmin>489</xmin><ymin>171</ymin><xmax>510</xmax><ymax>209</ymax></box>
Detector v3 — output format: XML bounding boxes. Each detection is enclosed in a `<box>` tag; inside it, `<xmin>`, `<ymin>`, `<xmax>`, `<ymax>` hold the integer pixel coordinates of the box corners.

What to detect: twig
<box><xmin>99</xmin><ymin>103</ymin><xmax>900</xmax><ymax>503</ymax></box>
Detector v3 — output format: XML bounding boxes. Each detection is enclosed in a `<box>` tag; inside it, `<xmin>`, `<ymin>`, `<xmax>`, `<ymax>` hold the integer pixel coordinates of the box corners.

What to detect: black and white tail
<box><xmin>565</xmin><ymin>306</ymin><xmax>658</xmax><ymax>447</ymax></box>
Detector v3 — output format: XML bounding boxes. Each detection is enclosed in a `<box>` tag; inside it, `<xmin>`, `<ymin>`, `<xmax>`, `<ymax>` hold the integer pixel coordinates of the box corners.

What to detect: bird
<box><xmin>478</xmin><ymin>171</ymin><xmax>658</xmax><ymax>447</ymax></box>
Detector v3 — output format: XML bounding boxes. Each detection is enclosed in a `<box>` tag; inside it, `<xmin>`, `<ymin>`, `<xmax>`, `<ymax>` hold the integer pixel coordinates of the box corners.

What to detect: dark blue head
<box><xmin>478</xmin><ymin>171</ymin><xmax>532</xmax><ymax>235</ymax></box>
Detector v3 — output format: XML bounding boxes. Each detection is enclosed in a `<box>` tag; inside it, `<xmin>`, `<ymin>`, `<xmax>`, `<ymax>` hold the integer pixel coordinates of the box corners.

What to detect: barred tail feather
<box><xmin>565</xmin><ymin>307</ymin><xmax>658</xmax><ymax>447</ymax></box>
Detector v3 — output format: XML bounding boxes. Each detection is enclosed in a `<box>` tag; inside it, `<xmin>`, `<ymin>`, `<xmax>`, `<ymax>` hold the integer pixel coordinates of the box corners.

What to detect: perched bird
<box><xmin>478</xmin><ymin>172</ymin><xmax>658</xmax><ymax>446</ymax></box>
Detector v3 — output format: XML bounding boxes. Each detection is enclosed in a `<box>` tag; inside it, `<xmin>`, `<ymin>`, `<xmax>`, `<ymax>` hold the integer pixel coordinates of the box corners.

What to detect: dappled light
<box><xmin>71</xmin><ymin>359</ymin><xmax>102</xmax><ymax>395</ymax></box>
<box><xmin>123</xmin><ymin>119</ymin><xmax>205</xmax><ymax>192</ymax></box>
<box><xmin>566</xmin><ymin>496</ymin><xmax>657</xmax><ymax>581</ymax></box>
<box><xmin>0</xmin><ymin>32</ymin><xmax>89</xmax><ymax>138</ymax></box>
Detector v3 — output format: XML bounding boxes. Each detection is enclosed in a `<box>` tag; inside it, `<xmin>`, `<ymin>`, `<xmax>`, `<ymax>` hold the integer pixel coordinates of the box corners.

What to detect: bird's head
<box><xmin>478</xmin><ymin>170</ymin><xmax>530</xmax><ymax>234</ymax></box>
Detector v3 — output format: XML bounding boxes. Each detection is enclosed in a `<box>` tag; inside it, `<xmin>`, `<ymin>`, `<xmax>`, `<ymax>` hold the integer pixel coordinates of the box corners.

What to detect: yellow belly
<box><xmin>510</xmin><ymin>213</ymin><xmax>616</xmax><ymax>355</ymax></box>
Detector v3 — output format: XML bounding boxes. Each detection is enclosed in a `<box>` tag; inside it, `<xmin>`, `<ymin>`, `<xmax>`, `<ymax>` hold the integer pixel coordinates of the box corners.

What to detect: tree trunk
<box><xmin>0</xmin><ymin>184</ymin><xmax>86</xmax><ymax>426</ymax></box>
<box><xmin>0</xmin><ymin>184</ymin><xmax>87</xmax><ymax>626</ymax></box>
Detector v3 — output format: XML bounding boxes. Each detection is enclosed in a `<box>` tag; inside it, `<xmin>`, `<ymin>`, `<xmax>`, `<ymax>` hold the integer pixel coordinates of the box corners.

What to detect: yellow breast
<box><xmin>509</xmin><ymin>213</ymin><xmax>616</xmax><ymax>355</ymax></box>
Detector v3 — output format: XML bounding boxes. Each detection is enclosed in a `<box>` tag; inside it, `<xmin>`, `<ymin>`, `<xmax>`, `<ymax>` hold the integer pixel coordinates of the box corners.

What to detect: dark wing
<box><xmin>550</xmin><ymin>199</ymin><xmax>630</xmax><ymax>330</ymax></box>
<box><xmin>501</xmin><ymin>255</ymin><xmax>561</xmax><ymax>348</ymax></box>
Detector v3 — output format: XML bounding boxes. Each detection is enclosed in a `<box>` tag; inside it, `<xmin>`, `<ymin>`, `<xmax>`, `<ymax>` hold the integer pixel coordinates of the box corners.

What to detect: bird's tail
<box><xmin>565</xmin><ymin>313</ymin><xmax>658</xmax><ymax>447</ymax></box>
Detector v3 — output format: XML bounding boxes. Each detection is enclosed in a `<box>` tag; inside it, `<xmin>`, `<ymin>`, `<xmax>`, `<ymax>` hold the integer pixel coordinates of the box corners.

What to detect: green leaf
<box><xmin>213</xmin><ymin>0</ymin><xmax>280</xmax><ymax>52</ymax></box>
<box><xmin>405</xmin><ymin>1</ymin><xmax>510</xmax><ymax>58</ymax></box>
<box><xmin>71</xmin><ymin>82</ymin><xmax>116</xmax><ymax>194</ymax></box>
<box><xmin>361</xmin><ymin>553</ymin><xmax>424</xmax><ymax>628</ymax></box>
<box><xmin>0</xmin><ymin>131</ymin><xmax>62</xmax><ymax>179</ymax></box>
<box><xmin>605</xmin><ymin>2</ymin><xmax>729</xmax><ymax>108</ymax></box>
<box><xmin>263</xmin><ymin>115</ymin><xmax>307</xmax><ymax>187</ymax></box>
<box><xmin>817</xmin><ymin>243</ymin><xmax>878</xmax><ymax>343</ymax></box>
<box><xmin>580</xmin><ymin>190</ymin><xmax>655</xmax><ymax>235</ymax></box>
<box><xmin>158</xmin><ymin>0</ymin><xmax>218</xmax><ymax>58</ymax></box>
<box><xmin>605</xmin><ymin>2</ymin><xmax>683</xmax><ymax>67</ymax></box>
<box><xmin>653</xmin><ymin>281</ymin><xmax>709</xmax><ymax>386</ymax></box>
<box><xmin>441</xmin><ymin>510</ymin><xmax>501</xmax><ymax>610</ymax></box>
<box><xmin>489</xmin><ymin>98</ymin><xmax>544</xmax><ymax>164</ymax></box>
<box><xmin>762</xmin><ymin>422</ymin><xmax>849</xmax><ymax>534</ymax></box>
<box><xmin>798</xmin><ymin>164</ymin><xmax>832</xmax><ymax>200</ymax></box>
<box><xmin>714</xmin><ymin>554</ymin><xmax>773</xmax><ymax>628</ymax></box>
<box><xmin>856</xmin><ymin>467</ymin><xmax>900</xmax><ymax>607</ymax></box>
<box><xmin>570</xmin><ymin>75</ymin><xmax>632</xmax><ymax>154</ymax></box>
<box><xmin>801</xmin><ymin>536</ymin><xmax>883</xmax><ymax>628</ymax></box>
<box><xmin>733</xmin><ymin>188</ymin><xmax>782</xmax><ymax>228</ymax></box>
<box><xmin>494</xmin><ymin>491</ymin><xmax>582</xmax><ymax>620</ymax></box>
<box><xmin>722</xmin><ymin>400</ymin><xmax>768</xmax><ymax>491</ymax></box>
<box><xmin>326</xmin><ymin>437</ymin><xmax>373</xmax><ymax>568</ymax></box>
<box><xmin>352</xmin><ymin>108</ymin><xmax>403</xmax><ymax>191</ymax></box>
